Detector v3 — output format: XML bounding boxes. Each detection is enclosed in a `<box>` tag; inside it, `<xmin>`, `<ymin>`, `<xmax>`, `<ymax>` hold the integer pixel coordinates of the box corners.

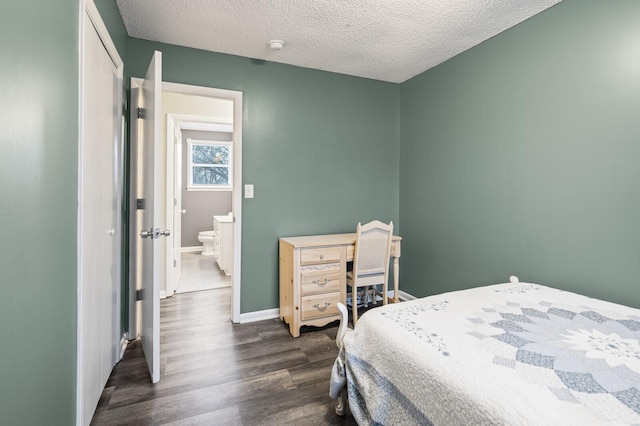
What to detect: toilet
<box><xmin>197</xmin><ymin>230</ymin><xmax>216</xmax><ymax>256</ymax></box>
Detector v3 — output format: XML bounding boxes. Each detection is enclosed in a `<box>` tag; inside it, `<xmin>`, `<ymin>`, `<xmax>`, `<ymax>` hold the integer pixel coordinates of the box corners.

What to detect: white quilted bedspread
<box><xmin>337</xmin><ymin>282</ymin><xmax>640</xmax><ymax>425</ymax></box>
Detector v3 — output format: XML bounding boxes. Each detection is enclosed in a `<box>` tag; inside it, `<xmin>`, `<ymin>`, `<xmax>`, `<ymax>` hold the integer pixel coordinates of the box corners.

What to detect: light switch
<box><xmin>244</xmin><ymin>184</ymin><xmax>254</xmax><ymax>199</ymax></box>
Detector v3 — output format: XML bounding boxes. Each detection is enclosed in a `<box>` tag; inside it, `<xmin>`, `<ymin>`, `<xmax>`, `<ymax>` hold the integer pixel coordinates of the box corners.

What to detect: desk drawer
<box><xmin>300</xmin><ymin>270</ymin><xmax>342</xmax><ymax>295</ymax></box>
<box><xmin>345</xmin><ymin>240</ymin><xmax>399</xmax><ymax>261</ymax></box>
<box><xmin>301</xmin><ymin>292</ymin><xmax>340</xmax><ymax>320</ymax></box>
<box><xmin>300</xmin><ymin>247</ymin><xmax>342</xmax><ymax>265</ymax></box>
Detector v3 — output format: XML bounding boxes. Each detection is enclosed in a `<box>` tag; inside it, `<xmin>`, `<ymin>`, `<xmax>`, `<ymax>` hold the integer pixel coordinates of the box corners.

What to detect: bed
<box><xmin>330</xmin><ymin>277</ymin><xmax>640</xmax><ymax>425</ymax></box>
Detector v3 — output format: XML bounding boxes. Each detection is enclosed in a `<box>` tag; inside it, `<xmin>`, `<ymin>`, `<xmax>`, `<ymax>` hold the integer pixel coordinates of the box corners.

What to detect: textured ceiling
<box><xmin>115</xmin><ymin>0</ymin><xmax>563</xmax><ymax>83</ymax></box>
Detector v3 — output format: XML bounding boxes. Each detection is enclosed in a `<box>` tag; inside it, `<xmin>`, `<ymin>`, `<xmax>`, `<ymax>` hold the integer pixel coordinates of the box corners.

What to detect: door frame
<box><xmin>128</xmin><ymin>81</ymin><xmax>141</xmax><ymax>341</ymax></box>
<box><xmin>164</xmin><ymin>82</ymin><xmax>242</xmax><ymax>324</ymax></box>
<box><xmin>128</xmin><ymin>81</ymin><xmax>243</xmax><ymax>329</ymax></box>
<box><xmin>77</xmin><ymin>0</ymin><xmax>124</xmax><ymax>424</ymax></box>
<box><xmin>165</xmin><ymin>112</ymin><xmax>234</xmax><ymax>297</ymax></box>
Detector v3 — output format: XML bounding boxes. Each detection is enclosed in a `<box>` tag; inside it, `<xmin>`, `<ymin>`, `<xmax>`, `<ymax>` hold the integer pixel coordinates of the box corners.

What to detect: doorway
<box><xmin>166</xmin><ymin>111</ymin><xmax>234</xmax><ymax>295</ymax></box>
<box><xmin>162</xmin><ymin>85</ymin><xmax>242</xmax><ymax>325</ymax></box>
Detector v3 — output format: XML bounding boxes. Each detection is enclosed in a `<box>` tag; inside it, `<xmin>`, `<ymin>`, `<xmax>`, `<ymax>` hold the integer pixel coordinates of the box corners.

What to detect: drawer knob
<box><xmin>319</xmin><ymin>254</ymin><xmax>324</xmax><ymax>260</ymax></box>
<box><xmin>312</xmin><ymin>278</ymin><xmax>330</xmax><ymax>287</ymax></box>
<box><xmin>312</xmin><ymin>302</ymin><xmax>331</xmax><ymax>312</ymax></box>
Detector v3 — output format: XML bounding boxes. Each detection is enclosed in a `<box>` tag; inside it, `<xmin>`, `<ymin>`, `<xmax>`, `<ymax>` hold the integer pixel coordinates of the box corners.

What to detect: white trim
<box><xmin>165</xmin><ymin>111</ymin><xmax>176</xmax><ymax>296</ymax></box>
<box><xmin>186</xmin><ymin>187</ymin><xmax>233</xmax><ymax>192</ymax></box>
<box><xmin>160</xmin><ymin>290</ymin><xmax>167</xmax><ymax>299</ymax></box>
<box><xmin>168</xmin><ymin>113</ymin><xmax>233</xmax><ymax>127</ymax></box>
<box><xmin>181</xmin><ymin>122</ymin><xmax>233</xmax><ymax>132</ymax></box>
<box><xmin>231</xmin><ymin>92</ymin><xmax>243</xmax><ymax>324</ymax></box>
<box><xmin>120</xmin><ymin>333</ymin><xmax>129</xmax><ymax>359</ymax></box>
<box><xmin>240</xmin><ymin>308</ymin><xmax>280</xmax><ymax>323</ymax></box>
<box><xmin>163</xmin><ymin>81</ymin><xmax>241</xmax><ymax>101</ymax></box>
<box><xmin>181</xmin><ymin>246</ymin><xmax>203</xmax><ymax>253</ymax></box>
<box><xmin>78</xmin><ymin>1</ymin><xmax>124</xmax><ymax>425</ymax></box>
<box><xmin>128</xmin><ymin>79</ymin><xmax>142</xmax><ymax>340</ymax></box>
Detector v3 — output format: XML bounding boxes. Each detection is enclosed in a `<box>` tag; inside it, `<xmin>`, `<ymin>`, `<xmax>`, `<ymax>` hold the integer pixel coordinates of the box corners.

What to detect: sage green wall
<box><xmin>127</xmin><ymin>40</ymin><xmax>400</xmax><ymax>313</ymax></box>
<box><xmin>0</xmin><ymin>0</ymin><xmax>78</xmax><ymax>424</ymax></box>
<box><xmin>400</xmin><ymin>0</ymin><xmax>640</xmax><ymax>308</ymax></box>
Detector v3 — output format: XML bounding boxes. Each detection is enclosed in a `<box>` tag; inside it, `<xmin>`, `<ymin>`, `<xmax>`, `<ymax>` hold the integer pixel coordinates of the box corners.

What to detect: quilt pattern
<box><xmin>467</xmin><ymin>293</ymin><xmax>640</xmax><ymax>423</ymax></box>
<box><xmin>335</xmin><ymin>282</ymin><xmax>640</xmax><ymax>425</ymax></box>
<box><xmin>380</xmin><ymin>301</ymin><xmax>451</xmax><ymax>356</ymax></box>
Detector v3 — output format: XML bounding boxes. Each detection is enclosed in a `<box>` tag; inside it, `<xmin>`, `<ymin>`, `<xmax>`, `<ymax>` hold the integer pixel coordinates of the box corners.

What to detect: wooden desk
<box><xmin>279</xmin><ymin>233</ymin><xmax>402</xmax><ymax>337</ymax></box>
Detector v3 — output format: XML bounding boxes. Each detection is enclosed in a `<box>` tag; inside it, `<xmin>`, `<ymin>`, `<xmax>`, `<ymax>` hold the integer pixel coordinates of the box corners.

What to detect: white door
<box><xmin>138</xmin><ymin>51</ymin><xmax>163</xmax><ymax>383</ymax></box>
<box><xmin>79</xmin><ymin>7</ymin><xmax>121</xmax><ymax>424</ymax></box>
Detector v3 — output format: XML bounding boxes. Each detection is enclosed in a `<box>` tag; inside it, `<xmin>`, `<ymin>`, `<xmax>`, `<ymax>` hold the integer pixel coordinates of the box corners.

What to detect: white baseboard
<box><xmin>181</xmin><ymin>246</ymin><xmax>202</xmax><ymax>253</ymax></box>
<box><xmin>119</xmin><ymin>333</ymin><xmax>128</xmax><ymax>360</ymax></box>
<box><xmin>239</xmin><ymin>308</ymin><xmax>280</xmax><ymax>323</ymax></box>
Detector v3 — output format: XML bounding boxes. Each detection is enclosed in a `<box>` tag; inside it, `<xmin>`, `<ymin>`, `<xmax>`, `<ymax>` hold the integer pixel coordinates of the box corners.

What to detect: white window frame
<box><xmin>187</xmin><ymin>138</ymin><xmax>233</xmax><ymax>191</ymax></box>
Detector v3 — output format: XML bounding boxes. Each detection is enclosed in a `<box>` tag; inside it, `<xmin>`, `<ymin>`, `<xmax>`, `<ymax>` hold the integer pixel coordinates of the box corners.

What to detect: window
<box><xmin>187</xmin><ymin>139</ymin><xmax>232</xmax><ymax>191</ymax></box>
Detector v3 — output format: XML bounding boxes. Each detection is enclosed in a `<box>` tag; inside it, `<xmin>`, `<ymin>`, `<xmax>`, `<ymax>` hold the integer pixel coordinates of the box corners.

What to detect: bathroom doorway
<box><xmin>167</xmin><ymin>112</ymin><xmax>234</xmax><ymax>295</ymax></box>
<box><xmin>162</xmin><ymin>83</ymin><xmax>242</xmax><ymax>323</ymax></box>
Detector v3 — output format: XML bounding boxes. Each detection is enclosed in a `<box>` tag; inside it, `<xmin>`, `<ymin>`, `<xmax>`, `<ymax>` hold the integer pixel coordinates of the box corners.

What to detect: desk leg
<box><xmin>393</xmin><ymin>256</ymin><xmax>400</xmax><ymax>303</ymax></box>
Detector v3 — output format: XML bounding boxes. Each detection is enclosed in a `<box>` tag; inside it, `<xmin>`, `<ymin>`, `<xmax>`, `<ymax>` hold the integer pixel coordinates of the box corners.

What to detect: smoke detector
<box><xmin>267</xmin><ymin>40</ymin><xmax>284</xmax><ymax>51</ymax></box>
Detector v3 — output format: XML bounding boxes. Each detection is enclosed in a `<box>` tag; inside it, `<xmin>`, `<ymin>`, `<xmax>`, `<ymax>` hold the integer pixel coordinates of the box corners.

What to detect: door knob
<box><xmin>152</xmin><ymin>228</ymin><xmax>171</xmax><ymax>239</ymax></box>
<box><xmin>141</xmin><ymin>228</ymin><xmax>171</xmax><ymax>239</ymax></box>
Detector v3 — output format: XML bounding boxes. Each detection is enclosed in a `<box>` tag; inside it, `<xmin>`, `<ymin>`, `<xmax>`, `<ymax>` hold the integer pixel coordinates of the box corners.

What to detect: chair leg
<box><xmin>352</xmin><ymin>297</ymin><xmax>358</xmax><ymax>325</ymax></box>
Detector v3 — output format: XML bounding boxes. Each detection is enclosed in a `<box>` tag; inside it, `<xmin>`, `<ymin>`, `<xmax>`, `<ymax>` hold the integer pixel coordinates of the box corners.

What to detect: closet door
<box><xmin>79</xmin><ymin>12</ymin><xmax>119</xmax><ymax>425</ymax></box>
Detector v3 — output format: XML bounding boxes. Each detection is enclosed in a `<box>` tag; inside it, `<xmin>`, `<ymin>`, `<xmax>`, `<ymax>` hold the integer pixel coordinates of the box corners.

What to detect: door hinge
<box><xmin>137</xmin><ymin>107</ymin><xmax>146</xmax><ymax>119</ymax></box>
<box><xmin>136</xmin><ymin>198</ymin><xmax>146</xmax><ymax>210</ymax></box>
<box><xmin>136</xmin><ymin>289</ymin><xmax>144</xmax><ymax>301</ymax></box>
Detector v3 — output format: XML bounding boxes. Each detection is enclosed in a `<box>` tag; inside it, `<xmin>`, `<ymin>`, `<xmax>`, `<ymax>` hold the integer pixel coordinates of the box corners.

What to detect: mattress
<box><xmin>334</xmin><ymin>281</ymin><xmax>640</xmax><ymax>425</ymax></box>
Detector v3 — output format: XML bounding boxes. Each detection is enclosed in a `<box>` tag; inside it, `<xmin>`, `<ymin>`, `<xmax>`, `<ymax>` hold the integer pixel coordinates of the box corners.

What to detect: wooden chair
<box><xmin>347</xmin><ymin>220</ymin><xmax>393</xmax><ymax>325</ymax></box>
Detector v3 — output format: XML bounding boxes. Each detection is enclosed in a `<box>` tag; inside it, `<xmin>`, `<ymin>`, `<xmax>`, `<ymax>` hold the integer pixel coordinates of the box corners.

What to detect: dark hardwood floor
<box><xmin>91</xmin><ymin>287</ymin><xmax>357</xmax><ymax>425</ymax></box>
